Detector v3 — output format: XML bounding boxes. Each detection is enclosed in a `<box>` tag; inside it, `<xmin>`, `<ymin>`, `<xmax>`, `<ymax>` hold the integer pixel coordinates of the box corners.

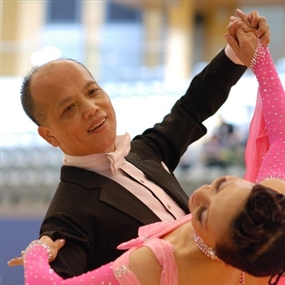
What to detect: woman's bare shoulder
<box><xmin>260</xmin><ymin>178</ymin><xmax>285</xmax><ymax>194</ymax></box>
<box><xmin>129</xmin><ymin>246</ymin><xmax>161</xmax><ymax>285</ymax></box>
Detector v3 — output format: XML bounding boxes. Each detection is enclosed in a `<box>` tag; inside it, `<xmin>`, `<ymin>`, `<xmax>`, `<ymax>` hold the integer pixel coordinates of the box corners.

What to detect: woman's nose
<box><xmin>194</xmin><ymin>185</ymin><xmax>212</xmax><ymax>204</ymax></box>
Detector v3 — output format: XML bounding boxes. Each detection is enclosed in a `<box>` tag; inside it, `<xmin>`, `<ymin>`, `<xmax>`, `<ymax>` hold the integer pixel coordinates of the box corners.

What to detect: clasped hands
<box><xmin>225</xmin><ymin>9</ymin><xmax>270</xmax><ymax>67</ymax></box>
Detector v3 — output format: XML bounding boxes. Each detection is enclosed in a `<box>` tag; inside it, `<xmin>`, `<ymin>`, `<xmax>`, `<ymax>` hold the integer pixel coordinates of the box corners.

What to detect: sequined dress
<box><xmin>24</xmin><ymin>215</ymin><xmax>192</xmax><ymax>285</ymax></box>
<box><xmin>244</xmin><ymin>42</ymin><xmax>285</xmax><ymax>183</ymax></box>
<box><xmin>23</xmin><ymin>45</ymin><xmax>285</xmax><ymax>285</ymax></box>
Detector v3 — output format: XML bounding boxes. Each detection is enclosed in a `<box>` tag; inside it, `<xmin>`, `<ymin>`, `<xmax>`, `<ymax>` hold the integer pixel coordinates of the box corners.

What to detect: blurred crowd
<box><xmin>202</xmin><ymin>117</ymin><xmax>246</xmax><ymax>170</ymax></box>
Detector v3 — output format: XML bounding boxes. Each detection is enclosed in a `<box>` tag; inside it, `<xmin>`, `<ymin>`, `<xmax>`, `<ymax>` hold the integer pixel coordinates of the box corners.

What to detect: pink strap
<box><xmin>114</xmin><ymin>215</ymin><xmax>192</xmax><ymax>285</ymax></box>
<box><xmin>118</xmin><ymin>214</ymin><xmax>192</xmax><ymax>250</ymax></box>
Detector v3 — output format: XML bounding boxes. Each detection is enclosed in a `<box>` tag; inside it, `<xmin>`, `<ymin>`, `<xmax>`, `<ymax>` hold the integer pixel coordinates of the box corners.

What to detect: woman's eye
<box><xmin>196</xmin><ymin>206</ymin><xmax>207</xmax><ymax>221</ymax></box>
<box><xmin>215</xmin><ymin>177</ymin><xmax>227</xmax><ymax>192</ymax></box>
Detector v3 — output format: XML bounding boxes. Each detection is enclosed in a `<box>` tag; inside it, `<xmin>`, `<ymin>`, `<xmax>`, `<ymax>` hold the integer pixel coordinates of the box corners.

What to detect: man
<box><xmin>10</xmin><ymin>9</ymin><xmax>269</xmax><ymax>278</ymax></box>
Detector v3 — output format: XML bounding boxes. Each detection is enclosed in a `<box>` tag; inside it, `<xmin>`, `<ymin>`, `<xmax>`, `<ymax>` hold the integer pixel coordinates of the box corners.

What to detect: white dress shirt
<box><xmin>63</xmin><ymin>133</ymin><xmax>186</xmax><ymax>221</ymax></box>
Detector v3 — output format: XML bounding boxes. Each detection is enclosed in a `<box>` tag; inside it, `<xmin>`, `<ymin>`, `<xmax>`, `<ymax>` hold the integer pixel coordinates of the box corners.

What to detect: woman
<box><xmin>16</xmin><ymin>12</ymin><xmax>285</xmax><ymax>285</ymax></box>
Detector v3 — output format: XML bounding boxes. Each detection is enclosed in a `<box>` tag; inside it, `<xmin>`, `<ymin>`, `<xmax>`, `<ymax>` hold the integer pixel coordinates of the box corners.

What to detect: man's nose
<box><xmin>82</xmin><ymin>101</ymin><xmax>99</xmax><ymax>119</ymax></box>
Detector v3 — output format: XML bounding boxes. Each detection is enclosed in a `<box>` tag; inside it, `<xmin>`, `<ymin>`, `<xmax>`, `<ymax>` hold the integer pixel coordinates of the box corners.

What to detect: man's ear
<box><xmin>38</xmin><ymin>126</ymin><xmax>60</xmax><ymax>147</ymax></box>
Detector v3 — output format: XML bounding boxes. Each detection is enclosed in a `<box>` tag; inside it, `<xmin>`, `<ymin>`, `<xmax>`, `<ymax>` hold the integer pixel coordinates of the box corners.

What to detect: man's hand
<box><xmin>7</xmin><ymin>236</ymin><xmax>65</xmax><ymax>267</ymax></box>
<box><xmin>225</xmin><ymin>27</ymin><xmax>258</xmax><ymax>68</ymax></box>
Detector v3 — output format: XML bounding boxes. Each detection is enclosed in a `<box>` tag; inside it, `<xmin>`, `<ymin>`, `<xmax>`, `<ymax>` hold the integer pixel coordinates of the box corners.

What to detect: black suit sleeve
<box><xmin>182</xmin><ymin>48</ymin><xmax>247</xmax><ymax>123</ymax></box>
<box><xmin>134</xmin><ymin>48</ymin><xmax>247</xmax><ymax>170</ymax></box>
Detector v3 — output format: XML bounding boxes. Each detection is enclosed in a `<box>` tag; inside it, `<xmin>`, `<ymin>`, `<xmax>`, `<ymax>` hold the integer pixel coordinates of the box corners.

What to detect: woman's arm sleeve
<box><xmin>251</xmin><ymin>42</ymin><xmax>285</xmax><ymax>183</ymax></box>
<box><xmin>24</xmin><ymin>241</ymin><xmax>120</xmax><ymax>285</ymax></box>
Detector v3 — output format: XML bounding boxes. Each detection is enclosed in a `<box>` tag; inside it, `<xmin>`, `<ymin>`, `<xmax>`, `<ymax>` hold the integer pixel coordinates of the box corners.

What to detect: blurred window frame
<box><xmin>46</xmin><ymin>0</ymin><xmax>82</xmax><ymax>24</ymax></box>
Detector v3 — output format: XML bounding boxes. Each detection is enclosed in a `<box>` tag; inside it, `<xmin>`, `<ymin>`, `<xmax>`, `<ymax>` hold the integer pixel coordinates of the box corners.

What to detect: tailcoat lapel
<box><xmin>126</xmin><ymin>153</ymin><xmax>189</xmax><ymax>213</ymax></box>
<box><xmin>61</xmin><ymin>165</ymin><xmax>161</xmax><ymax>224</ymax></box>
<box><xmin>99</xmin><ymin>176</ymin><xmax>161</xmax><ymax>224</ymax></box>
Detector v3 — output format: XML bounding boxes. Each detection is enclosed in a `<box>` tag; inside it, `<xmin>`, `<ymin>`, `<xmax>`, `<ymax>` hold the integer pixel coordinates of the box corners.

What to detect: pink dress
<box><xmin>244</xmin><ymin>42</ymin><xmax>285</xmax><ymax>183</ymax></box>
<box><xmin>24</xmin><ymin>214</ymin><xmax>192</xmax><ymax>285</ymax></box>
<box><xmin>24</xmin><ymin>44</ymin><xmax>285</xmax><ymax>284</ymax></box>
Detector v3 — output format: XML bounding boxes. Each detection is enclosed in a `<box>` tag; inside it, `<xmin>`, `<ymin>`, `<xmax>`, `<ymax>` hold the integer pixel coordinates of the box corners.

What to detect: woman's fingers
<box><xmin>7</xmin><ymin>236</ymin><xmax>66</xmax><ymax>266</ymax></box>
<box><xmin>39</xmin><ymin>236</ymin><xmax>65</xmax><ymax>262</ymax></box>
<box><xmin>236</xmin><ymin>9</ymin><xmax>270</xmax><ymax>46</ymax></box>
<box><xmin>7</xmin><ymin>256</ymin><xmax>23</xmax><ymax>266</ymax></box>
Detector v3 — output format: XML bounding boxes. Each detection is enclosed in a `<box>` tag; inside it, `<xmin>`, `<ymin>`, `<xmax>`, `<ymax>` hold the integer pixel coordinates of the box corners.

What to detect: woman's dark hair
<box><xmin>215</xmin><ymin>184</ymin><xmax>285</xmax><ymax>284</ymax></box>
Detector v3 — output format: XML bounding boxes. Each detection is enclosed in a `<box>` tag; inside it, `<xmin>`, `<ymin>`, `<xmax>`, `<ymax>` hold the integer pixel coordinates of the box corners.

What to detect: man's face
<box><xmin>32</xmin><ymin>60</ymin><xmax>117</xmax><ymax>156</ymax></box>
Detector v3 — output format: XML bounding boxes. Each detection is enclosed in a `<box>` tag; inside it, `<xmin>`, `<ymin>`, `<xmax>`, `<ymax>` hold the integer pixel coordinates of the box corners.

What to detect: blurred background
<box><xmin>1</xmin><ymin>0</ymin><xmax>285</xmax><ymax>284</ymax></box>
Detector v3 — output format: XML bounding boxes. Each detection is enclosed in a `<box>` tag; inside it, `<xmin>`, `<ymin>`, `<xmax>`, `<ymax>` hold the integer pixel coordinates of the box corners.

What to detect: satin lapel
<box><xmin>99</xmin><ymin>176</ymin><xmax>161</xmax><ymax>225</ymax></box>
<box><xmin>126</xmin><ymin>155</ymin><xmax>189</xmax><ymax>212</ymax></box>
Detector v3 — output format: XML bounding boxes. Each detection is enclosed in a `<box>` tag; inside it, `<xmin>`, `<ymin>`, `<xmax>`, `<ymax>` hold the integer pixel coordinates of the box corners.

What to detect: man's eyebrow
<box><xmin>83</xmin><ymin>80</ymin><xmax>96</xmax><ymax>90</ymax></box>
<box><xmin>56</xmin><ymin>81</ymin><xmax>97</xmax><ymax>109</ymax></box>
<box><xmin>56</xmin><ymin>96</ymin><xmax>73</xmax><ymax>110</ymax></box>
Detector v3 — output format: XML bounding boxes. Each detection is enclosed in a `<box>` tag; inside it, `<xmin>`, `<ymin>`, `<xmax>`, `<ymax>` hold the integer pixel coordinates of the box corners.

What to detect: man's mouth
<box><xmin>88</xmin><ymin>118</ymin><xmax>106</xmax><ymax>132</ymax></box>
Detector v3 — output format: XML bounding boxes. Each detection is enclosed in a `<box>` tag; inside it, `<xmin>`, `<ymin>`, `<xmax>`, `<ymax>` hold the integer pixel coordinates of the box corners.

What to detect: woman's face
<box><xmin>189</xmin><ymin>176</ymin><xmax>255</xmax><ymax>248</ymax></box>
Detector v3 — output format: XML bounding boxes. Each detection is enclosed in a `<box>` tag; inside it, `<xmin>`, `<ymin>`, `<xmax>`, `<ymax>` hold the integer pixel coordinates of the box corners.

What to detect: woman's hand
<box><xmin>225</xmin><ymin>9</ymin><xmax>269</xmax><ymax>65</ymax></box>
<box><xmin>39</xmin><ymin>236</ymin><xmax>65</xmax><ymax>261</ymax></box>
<box><xmin>7</xmin><ymin>236</ymin><xmax>65</xmax><ymax>266</ymax></box>
<box><xmin>228</xmin><ymin>9</ymin><xmax>270</xmax><ymax>46</ymax></box>
<box><xmin>225</xmin><ymin>9</ymin><xmax>270</xmax><ymax>67</ymax></box>
<box><xmin>240</xmin><ymin>9</ymin><xmax>270</xmax><ymax>46</ymax></box>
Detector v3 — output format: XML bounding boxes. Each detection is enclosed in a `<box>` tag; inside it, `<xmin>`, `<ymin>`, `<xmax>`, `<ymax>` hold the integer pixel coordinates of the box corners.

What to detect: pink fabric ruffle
<box><xmin>244</xmin><ymin>89</ymin><xmax>269</xmax><ymax>183</ymax></box>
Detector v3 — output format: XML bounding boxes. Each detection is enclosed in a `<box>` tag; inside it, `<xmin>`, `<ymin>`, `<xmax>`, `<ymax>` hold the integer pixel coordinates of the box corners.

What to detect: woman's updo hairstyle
<box><xmin>215</xmin><ymin>184</ymin><xmax>285</xmax><ymax>283</ymax></box>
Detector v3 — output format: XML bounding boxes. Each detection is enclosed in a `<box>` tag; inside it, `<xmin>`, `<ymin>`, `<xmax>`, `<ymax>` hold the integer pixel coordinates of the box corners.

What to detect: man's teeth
<box><xmin>88</xmin><ymin>119</ymin><xmax>105</xmax><ymax>132</ymax></box>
